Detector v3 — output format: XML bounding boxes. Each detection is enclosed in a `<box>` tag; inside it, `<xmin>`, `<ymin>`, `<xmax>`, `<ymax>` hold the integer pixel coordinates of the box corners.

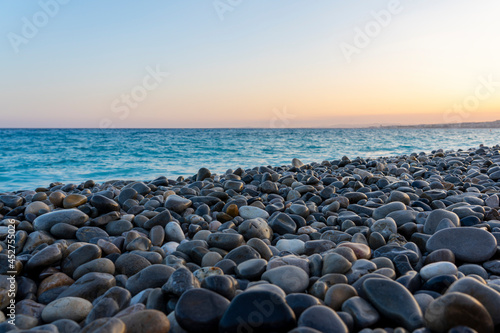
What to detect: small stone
<box><xmin>90</xmin><ymin>194</ymin><xmax>120</xmax><ymax>213</ymax></box>
<box><xmin>370</xmin><ymin>218</ymin><xmax>398</xmax><ymax>239</ymax></box>
<box><xmin>342</xmin><ymin>296</ymin><xmax>380</xmax><ymax>329</ymax></box>
<box><xmin>80</xmin><ymin>317</ymin><xmax>126</xmax><ymax>333</ymax></box>
<box><xmin>207</xmin><ymin>233</ymin><xmax>244</xmax><ymax>251</ymax></box>
<box><xmin>235</xmin><ymin>258</ymin><xmax>268</xmax><ymax>280</ymax></box>
<box><xmin>120</xmin><ymin>309</ymin><xmax>170</xmax><ymax>333</ymax></box>
<box><xmin>239</xmin><ymin>205</ymin><xmax>270</xmax><ymax>220</ymax></box>
<box><xmin>63</xmin><ymin>194</ymin><xmax>87</xmax><ymax>209</ymax></box>
<box><xmin>322</xmin><ymin>253</ymin><xmax>352</xmax><ymax>275</ymax></box>
<box><xmin>25</xmin><ymin>201</ymin><xmax>51</xmax><ymax>216</ymax></box>
<box><xmin>420</xmin><ymin>262</ymin><xmax>458</xmax><ymax>281</ymax></box>
<box><xmin>285</xmin><ymin>293</ymin><xmax>322</xmax><ymax>319</ymax></box>
<box><xmin>324</xmin><ymin>284</ymin><xmax>358</xmax><ymax>311</ymax></box>
<box><xmin>424</xmin><ymin>209</ymin><xmax>460</xmax><ymax>234</ymax></box>
<box><xmin>115</xmin><ymin>253</ymin><xmax>151</xmax><ymax>277</ymax></box>
<box><xmin>41</xmin><ymin>297</ymin><xmax>92</xmax><ymax>322</ymax></box>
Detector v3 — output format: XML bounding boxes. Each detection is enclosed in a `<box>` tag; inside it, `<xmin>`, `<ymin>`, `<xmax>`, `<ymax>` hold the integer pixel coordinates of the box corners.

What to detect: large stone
<box><xmin>33</xmin><ymin>209</ymin><xmax>89</xmax><ymax>231</ymax></box>
<box><xmin>219</xmin><ymin>289</ymin><xmax>296</xmax><ymax>333</ymax></box>
<box><xmin>164</xmin><ymin>195</ymin><xmax>192</xmax><ymax>213</ymax></box>
<box><xmin>427</xmin><ymin>227</ymin><xmax>497</xmax><ymax>263</ymax></box>
<box><xmin>63</xmin><ymin>194</ymin><xmax>87</xmax><ymax>209</ymax></box>
<box><xmin>41</xmin><ymin>297</ymin><xmax>92</xmax><ymax>322</ymax></box>
<box><xmin>297</xmin><ymin>305</ymin><xmax>348</xmax><ymax>333</ymax></box>
<box><xmin>372</xmin><ymin>202</ymin><xmax>406</xmax><ymax>220</ymax></box>
<box><xmin>447</xmin><ymin>276</ymin><xmax>500</xmax><ymax>325</ymax></box>
<box><xmin>420</xmin><ymin>262</ymin><xmax>458</xmax><ymax>281</ymax></box>
<box><xmin>238</xmin><ymin>218</ymin><xmax>273</xmax><ymax>240</ymax></box>
<box><xmin>362</xmin><ymin>278</ymin><xmax>423</xmax><ymax>331</ymax></box>
<box><xmin>239</xmin><ymin>206</ymin><xmax>269</xmax><ymax>220</ymax></box>
<box><xmin>425</xmin><ymin>292</ymin><xmax>494</xmax><ymax>333</ymax></box>
<box><xmin>175</xmin><ymin>288</ymin><xmax>230</xmax><ymax>332</ymax></box>
<box><xmin>57</xmin><ymin>273</ymin><xmax>115</xmax><ymax>302</ymax></box>
<box><xmin>262</xmin><ymin>265</ymin><xmax>309</xmax><ymax>294</ymax></box>
<box><xmin>126</xmin><ymin>264</ymin><xmax>175</xmax><ymax>296</ymax></box>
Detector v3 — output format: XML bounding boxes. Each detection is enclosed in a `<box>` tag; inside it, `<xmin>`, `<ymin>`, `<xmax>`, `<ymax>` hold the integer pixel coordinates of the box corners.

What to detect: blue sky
<box><xmin>1</xmin><ymin>0</ymin><xmax>499</xmax><ymax>127</ymax></box>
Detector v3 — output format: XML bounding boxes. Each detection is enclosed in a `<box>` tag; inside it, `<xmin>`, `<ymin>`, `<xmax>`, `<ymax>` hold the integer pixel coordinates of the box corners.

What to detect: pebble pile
<box><xmin>1</xmin><ymin>145</ymin><xmax>500</xmax><ymax>333</ymax></box>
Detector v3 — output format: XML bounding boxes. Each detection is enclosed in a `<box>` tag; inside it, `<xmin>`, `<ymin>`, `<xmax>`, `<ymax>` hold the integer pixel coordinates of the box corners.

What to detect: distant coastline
<box><xmin>371</xmin><ymin>119</ymin><xmax>500</xmax><ymax>129</ymax></box>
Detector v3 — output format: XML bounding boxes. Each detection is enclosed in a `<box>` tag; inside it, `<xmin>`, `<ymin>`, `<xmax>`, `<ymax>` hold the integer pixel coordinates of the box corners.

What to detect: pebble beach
<box><xmin>1</xmin><ymin>144</ymin><xmax>500</xmax><ymax>333</ymax></box>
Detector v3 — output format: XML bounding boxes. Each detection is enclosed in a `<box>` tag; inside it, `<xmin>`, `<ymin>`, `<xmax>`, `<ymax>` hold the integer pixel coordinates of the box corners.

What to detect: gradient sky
<box><xmin>1</xmin><ymin>0</ymin><xmax>499</xmax><ymax>128</ymax></box>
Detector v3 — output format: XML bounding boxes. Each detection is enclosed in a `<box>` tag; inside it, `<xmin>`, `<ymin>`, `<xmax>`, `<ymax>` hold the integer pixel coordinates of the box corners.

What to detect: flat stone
<box><xmin>362</xmin><ymin>278</ymin><xmax>424</xmax><ymax>331</ymax></box>
<box><xmin>63</xmin><ymin>194</ymin><xmax>87</xmax><ymax>209</ymax></box>
<box><xmin>41</xmin><ymin>297</ymin><xmax>92</xmax><ymax>322</ymax></box>
<box><xmin>33</xmin><ymin>209</ymin><xmax>89</xmax><ymax>232</ymax></box>
<box><xmin>126</xmin><ymin>264</ymin><xmax>175</xmax><ymax>296</ymax></box>
<box><xmin>420</xmin><ymin>262</ymin><xmax>458</xmax><ymax>281</ymax></box>
<box><xmin>425</xmin><ymin>292</ymin><xmax>494</xmax><ymax>333</ymax></box>
<box><xmin>239</xmin><ymin>205</ymin><xmax>270</xmax><ymax>219</ymax></box>
<box><xmin>57</xmin><ymin>273</ymin><xmax>115</xmax><ymax>302</ymax></box>
<box><xmin>76</xmin><ymin>226</ymin><xmax>109</xmax><ymax>242</ymax></box>
<box><xmin>427</xmin><ymin>227</ymin><xmax>497</xmax><ymax>263</ymax></box>
<box><xmin>372</xmin><ymin>202</ymin><xmax>406</xmax><ymax>220</ymax></box>
<box><xmin>276</xmin><ymin>239</ymin><xmax>305</xmax><ymax>255</ymax></box>
<box><xmin>90</xmin><ymin>194</ymin><xmax>120</xmax><ymax>213</ymax></box>
<box><xmin>73</xmin><ymin>258</ymin><xmax>115</xmax><ymax>280</ymax></box>
<box><xmin>115</xmin><ymin>253</ymin><xmax>151</xmax><ymax>277</ymax></box>
<box><xmin>236</xmin><ymin>258</ymin><xmax>268</xmax><ymax>280</ymax></box>
<box><xmin>207</xmin><ymin>232</ymin><xmax>244</xmax><ymax>251</ymax></box>
<box><xmin>262</xmin><ymin>265</ymin><xmax>309</xmax><ymax>294</ymax></box>
<box><xmin>175</xmin><ymin>288</ymin><xmax>230</xmax><ymax>332</ymax></box>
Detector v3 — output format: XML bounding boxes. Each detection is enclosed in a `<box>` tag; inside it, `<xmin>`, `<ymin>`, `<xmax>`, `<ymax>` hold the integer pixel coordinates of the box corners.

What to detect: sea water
<box><xmin>1</xmin><ymin>128</ymin><xmax>500</xmax><ymax>191</ymax></box>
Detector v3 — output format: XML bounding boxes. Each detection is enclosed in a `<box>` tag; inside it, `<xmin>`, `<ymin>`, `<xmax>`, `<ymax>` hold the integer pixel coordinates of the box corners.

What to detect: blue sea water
<box><xmin>1</xmin><ymin>128</ymin><xmax>500</xmax><ymax>192</ymax></box>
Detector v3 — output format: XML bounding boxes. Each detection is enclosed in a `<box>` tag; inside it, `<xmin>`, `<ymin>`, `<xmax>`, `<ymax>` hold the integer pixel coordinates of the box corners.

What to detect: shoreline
<box><xmin>1</xmin><ymin>144</ymin><xmax>500</xmax><ymax>332</ymax></box>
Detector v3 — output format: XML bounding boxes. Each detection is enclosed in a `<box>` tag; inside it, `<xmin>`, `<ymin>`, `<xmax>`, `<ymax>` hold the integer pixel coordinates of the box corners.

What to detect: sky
<box><xmin>1</xmin><ymin>0</ymin><xmax>499</xmax><ymax>128</ymax></box>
